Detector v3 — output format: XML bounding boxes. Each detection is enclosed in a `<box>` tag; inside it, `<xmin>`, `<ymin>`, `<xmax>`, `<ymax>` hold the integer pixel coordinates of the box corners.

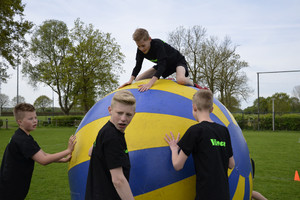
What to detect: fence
<box><xmin>2</xmin><ymin>113</ymin><xmax>300</xmax><ymax>131</ymax></box>
<box><xmin>0</xmin><ymin>117</ymin><xmax>82</xmax><ymax>129</ymax></box>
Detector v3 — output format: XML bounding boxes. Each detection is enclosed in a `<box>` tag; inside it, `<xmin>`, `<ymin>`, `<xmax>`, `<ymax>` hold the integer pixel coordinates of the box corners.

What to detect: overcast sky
<box><xmin>2</xmin><ymin>0</ymin><xmax>300</xmax><ymax>109</ymax></box>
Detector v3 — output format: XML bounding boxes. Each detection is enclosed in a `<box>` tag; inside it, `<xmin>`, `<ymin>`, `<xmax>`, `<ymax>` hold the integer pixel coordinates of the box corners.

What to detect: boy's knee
<box><xmin>177</xmin><ymin>77</ymin><xmax>187</xmax><ymax>85</ymax></box>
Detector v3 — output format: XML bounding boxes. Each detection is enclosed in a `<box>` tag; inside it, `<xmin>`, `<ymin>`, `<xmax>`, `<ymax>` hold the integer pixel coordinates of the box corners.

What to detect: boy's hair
<box><xmin>111</xmin><ymin>90</ymin><xmax>136</xmax><ymax>109</ymax></box>
<box><xmin>132</xmin><ymin>28</ymin><xmax>150</xmax><ymax>42</ymax></box>
<box><xmin>192</xmin><ymin>89</ymin><xmax>213</xmax><ymax>112</ymax></box>
<box><xmin>13</xmin><ymin>103</ymin><xmax>35</xmax><ymax>121</ymax></box>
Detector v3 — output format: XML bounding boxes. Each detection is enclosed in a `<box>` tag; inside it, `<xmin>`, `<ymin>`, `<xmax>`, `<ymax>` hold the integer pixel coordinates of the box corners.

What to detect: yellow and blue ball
<box><xmin>68</xmin><ymin>79</ymin><xmax>253</xmax><ymax>199</ymax></box>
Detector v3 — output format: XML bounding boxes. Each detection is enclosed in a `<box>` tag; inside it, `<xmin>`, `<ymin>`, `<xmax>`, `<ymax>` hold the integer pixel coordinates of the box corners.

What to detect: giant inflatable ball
<box><xmin>68</xmin><ymin>79</ymin><xmax>253</xmax><ymax>199</ymax></box>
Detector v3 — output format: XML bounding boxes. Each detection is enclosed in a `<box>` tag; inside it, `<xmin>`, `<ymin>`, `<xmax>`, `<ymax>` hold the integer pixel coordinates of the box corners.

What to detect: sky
<box><xmin>2</xmin><ymin>0</ymin><xmax>300</xmax><ymax>109</ymax></box>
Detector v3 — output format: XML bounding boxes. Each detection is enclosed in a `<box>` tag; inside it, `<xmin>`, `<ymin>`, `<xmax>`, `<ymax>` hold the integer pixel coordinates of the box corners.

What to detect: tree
<box><xmin>290</xmin><ymin>97</ymin><xmax>300</xmax><ymax>112</ymax></box>
<box><xmin>168</xmin><ymin>26</ymin><xmax>252</xmax><ymax>110</ymax></box>
<box><xmin>0</xmin><ymin>0</ymin><xmax>33</xmax><ymax>67</ymax></box>
<box><xmin>270</xmin><ymin>93</ymin><xmax>292</xmax><ymax>114</ymax></box>
<box><xmin>23</xmin><ymin>19</ymin><xmax>125</xmax><ymax>114</ymax></box>
<box><xmin>11</xmin><ymin>95</ymin><xmax>25</xmax><ymax>106</ymax></box>
<box><xmin>168</xmin><ymin>26</ymin><xmax>206</xmax><ymax>84</ymax></box>
<box><xmin>0</xmin><ymin>62</ymin><xmax>10</xmax><ymax>83</ymax></box>
<box><xmin>293</xmin><ymin>85</ymin><xmax>300</xmax><ymax>100</ymax></box>
<box><xmin>68</xmin><ymin>18</ymin><xmax>124</xmax><ymax>112</ymax></box>
<box><xmin>34</xmin><ymin>95</ymin><xmax>53</xmax><ymax>112</ymax></box>
<box><xmin>0</xmin><ymin>93</ymin><xmax>10</xmax><ymax>115</ymax></box>
<box><xmin>252</xmin><ymin>97</ymin><xmax>269</xmax><ymax>114</ymax></box>
<box><xmin>22</xmin><ymin>19</ymin><xmax>75</xmax><ymax>115</ymax></box>
<box><xmin>246</xmin><ymin>92</ymin><xmax>300</xmax><ymax>114</ymax></box>
<box><xmin>215</xmin><ymin>38</ymin><xmax>252</xmax><ymax>111</ymax></box>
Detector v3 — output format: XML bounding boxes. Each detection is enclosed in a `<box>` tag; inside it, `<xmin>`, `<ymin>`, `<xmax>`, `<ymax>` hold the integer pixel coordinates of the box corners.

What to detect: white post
<box><xmin>0</xmin><ymin>80</ymin><xmax>1</xmax><ymax>116</ymax></box>
<box><xmin>272</xmin><ymin>98</ymin><xmax>275</xmax><ymax>131</ymax></box>
<box><xmin>17</xmin><ymin>65</ymin><xmax>19</xmax><ymax>104</ymax></box>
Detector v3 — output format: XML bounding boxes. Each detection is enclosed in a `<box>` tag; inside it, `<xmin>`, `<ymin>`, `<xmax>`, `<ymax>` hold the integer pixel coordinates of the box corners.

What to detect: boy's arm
<box><xmin>56</xmin><ymin>154</ymin><xmax>72</xmax><ymax>163</ymax></box>
<box><xmin>119</xmin><ymin>76</ymin><xmax>135</xmax><ymax>89</ymax></box>
<box><xmin>228</xmin><ymin>156</ymin><xmax>235</xmax><ymax>169</ymax></box>
<box><xmin>164</xmin><ymin>132</ymin><xmax>188</xmax><ymax>171</ymax></box>
<box><xmin>138</xmin><ymin>76</ymin><xmax>158</xmax><ymax>92</ymax></box>
<box><xmin>88</xmin><ymin>145</ymin><xmax>93</xmax><ymax>157</ymax></box>
<box><xmin>110</xmin><ymin>167</ymin><xmax>135</xmax><ymax>200</ymax></box>
<box><xmin>32</xmin><ymin>135</ymin><xmax>76</xmax><ymax>165</ymax></box>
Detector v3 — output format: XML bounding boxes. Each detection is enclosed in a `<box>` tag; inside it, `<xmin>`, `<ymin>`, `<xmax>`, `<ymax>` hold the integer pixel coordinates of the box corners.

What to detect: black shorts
<box><xmin>153</xmin><ymin>58</ymin><xmax>189</xmax><ymax>78</ymax></box>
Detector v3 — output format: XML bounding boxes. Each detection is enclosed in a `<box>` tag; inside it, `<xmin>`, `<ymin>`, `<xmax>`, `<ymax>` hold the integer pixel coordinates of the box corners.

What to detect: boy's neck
<box><xmin>19</xmin><ymin>127</ymin><xmax>31</xmax><ymax>135</ymax></box>
<box><xmin>195</xmin><ymin>111</ymin><xmax>213</xmax><ymax>123</ymax></box>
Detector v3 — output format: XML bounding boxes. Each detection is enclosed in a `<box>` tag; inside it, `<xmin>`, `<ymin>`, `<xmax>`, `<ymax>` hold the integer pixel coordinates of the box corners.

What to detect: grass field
<box><xmin>0</xmin><ymin>127</ymin><xmax>300</xmax><ymax>199</ymax></box>
<box><xmin>244</xmin><ymin>130</ymin><xmax>300</xmax><ymax>200</ymax></box>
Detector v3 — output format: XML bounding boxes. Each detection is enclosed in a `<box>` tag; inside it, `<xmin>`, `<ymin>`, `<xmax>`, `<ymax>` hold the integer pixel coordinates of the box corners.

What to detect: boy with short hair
<box><xmin>85</xmin><ymin>90</ymin><xmax>136</xmax><ymax>200</ymax></box>
<box><xmin>0</xmin><ymin>103</ymin><xmax>76</xmax><ymax>200</ymax></box>
<box><xmin>119</xmin><ymin>28</ymin><xmax>196</xmax><ymax>92</ymax></box>
<box><xmin>165</xmin><ymin>89</ymin><xmax>235</xmax><ymax>200</ymax></box>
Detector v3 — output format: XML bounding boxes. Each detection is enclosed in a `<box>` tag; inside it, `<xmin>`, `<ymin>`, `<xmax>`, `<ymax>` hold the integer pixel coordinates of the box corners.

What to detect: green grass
<box><xmin>0</xmin><ymin>128</ymin><xmax>300</xmax><ymax>199</ymax></box>
<box><xmin>243</xmin><ymin>130</ymin><xmax>300</xmax><ymax>200</ymax></box>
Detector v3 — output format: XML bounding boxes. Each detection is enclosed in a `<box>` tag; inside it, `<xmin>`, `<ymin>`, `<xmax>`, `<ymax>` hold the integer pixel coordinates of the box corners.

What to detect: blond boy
<box><xmin>120</xmin><ymin>28</ymin><xmax>196</xmax><ymax>92</ymax></box>
<box><xmin>85</xmin><ymin>90</ymin><xmax>136</xmax><ymax>200</ymax></box>
<box><xmin>165</xmin><ymin>89</ymin><xmax>235</xmax><ymax>200</ymax></box>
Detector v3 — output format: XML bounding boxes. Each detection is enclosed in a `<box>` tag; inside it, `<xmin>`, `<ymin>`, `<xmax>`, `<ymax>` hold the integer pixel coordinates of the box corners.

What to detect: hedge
<box><xmin>233</xmin><ymin>113</ymin><xmax>300</xmax><ymax>131</ymax></box>
<box><xmin>50</xmin><ymin>116</ymin><xmax>83</xmax><ymax>127</ymax></box>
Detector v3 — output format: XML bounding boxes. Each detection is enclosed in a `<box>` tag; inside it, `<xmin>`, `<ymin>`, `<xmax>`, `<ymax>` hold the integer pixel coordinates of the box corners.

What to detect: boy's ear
<box><xmin>108</xmin><ymin>106</ymin><xmax>112</xmax><ymax>114</ymax></box>
<box><xmin>210</xmin><ymin>107</ymin><xmax>214</xmax><ymax>113</ymax></box>
<box><xmin>192</xmin><ymin>104</ymin><xmax>197</xmax><ymax>112</ymax></box>
<box><xmin>17</xmin><ymin>119</ymin><xmax>21</xmax><ymax>125</ymax></box>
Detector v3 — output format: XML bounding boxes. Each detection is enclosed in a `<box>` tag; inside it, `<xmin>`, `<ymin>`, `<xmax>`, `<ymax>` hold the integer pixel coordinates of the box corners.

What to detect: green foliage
<box><xmin>218</xmin><ymin>95</ymin><xmax>241</xmax><ymax>112</ymax></box>
<box><xmin>34</xmin><ymin>95</ymin><xmax>53</xmax><ymax>112</ymax></box>
<box><xmin>0</xmin><ymin>93</ymin><xmax>10</xmax><ymax>109</ymax></box>
<box><xmin>23</xmin><ymin>19</ymin><xmax>125</xmax><ymax>114</ymax></box>
<box><xmin>0</xmin><ymin>0</ymin><xmax>33</xmax><ymax>66</ymax></box>
<box><xmin>69</xmin><ymin>18</ymin><xmax>124</xmax><ymax>113</ymax></box>
<box><xmin>245</xmin><ymin>92</ymin><xmax>300</xmax><ymax>114</ymax></box>
<box><xmin>11</xmin><ymin>95</ymin><xmax>25</xmax><ymax>106</ymax></box>
<box><xmin>52</xmin><ymin>116</ymin><xmax>83</xmax><ymax>127</ymax></box>
<box><xmin>234</xmin><ymin>113</ymin><xmax>300</xmax><ymax>131</ymax></box>
<box><xmin>0</xmin><ymin>119</ymin><xmax>3</xmax><ymax>127</ymax></box>
<box><xmin>0</xmin><ymin>63</ymin><xmax>9</xmax><ymax>83</ymax></box>
<box><xmin>276</xmin><ymin>114</ymin><xmax>300</xmax><ymax>130</ymax></box>
<box><xmin>22</xmin><ymin>19</ymin><xmax>75</xmax><ymax>115</ymax></box>
<box><xmin>293</xmin><ymin>85</ymin><xmax>300</xmax><ymax>100</ymax></box>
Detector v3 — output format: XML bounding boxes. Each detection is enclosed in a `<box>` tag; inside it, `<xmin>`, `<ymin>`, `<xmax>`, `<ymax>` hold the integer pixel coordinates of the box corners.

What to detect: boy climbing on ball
<box><xmin>164</xmin><ymin>89</ymin><xmax>235</xmax><ymax>200</ymax></box>
<box><xmin>0</xmin><ymin>103</ymin><xmax>76</xmax><ymax>200</ymax></box>
<box><xmin>119</xmin><ymin>28</ymin><xmax>200</xmax><ymax>92</ymax></box>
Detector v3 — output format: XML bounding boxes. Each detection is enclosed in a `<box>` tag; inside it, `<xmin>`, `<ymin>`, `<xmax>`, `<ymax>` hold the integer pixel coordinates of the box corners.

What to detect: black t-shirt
<box><xmin>178</xmin><ymin>121</ymin><xmax>233</xmax><ymax>200</ymax></box>
<box><xmin>132</xmin><ymin>38</ymin><xmax>185</xmax><ymax>79</ymax></box>
<box><xmin>85</xmin><ymin>121</ymin><xmax>131</xmax><ymax>200</ymax></box>
<box><xmin>0</xmin><ymin>128</ymin><xmax>41</xmax><ymax>200</ymax></box>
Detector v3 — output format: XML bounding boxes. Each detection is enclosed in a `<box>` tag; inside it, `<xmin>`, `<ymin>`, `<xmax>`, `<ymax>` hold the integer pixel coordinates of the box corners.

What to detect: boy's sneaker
<box><xmin>194</xmin><ymin>83</ymin><xmax>209</xmax><ymax>90</ymax></box>
<box><xmin>194</xmin><ymin>83</ymin><xmax>203</xmax><ymax>89</ymax></box>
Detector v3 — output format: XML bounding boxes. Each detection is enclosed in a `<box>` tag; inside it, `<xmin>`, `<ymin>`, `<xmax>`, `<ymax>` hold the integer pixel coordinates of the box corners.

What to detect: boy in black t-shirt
<box><xmin>0</xmin><ymin>103</ymin><xmax>76</xmax><ymax>200</ymax></box>
<box><xmin>164</xmin><ymin>89</ymin><xmax>235</xmax><ymax>200</ymax></box>
<box><xmin>119</xmin><ymin>28</ymin><xmax>197</xmax><ymax>92</ymax></box>
<box><xmin>85</xmin><ymin>90</ymin><xmax>136</xmax><ymax>200</ymax></box>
